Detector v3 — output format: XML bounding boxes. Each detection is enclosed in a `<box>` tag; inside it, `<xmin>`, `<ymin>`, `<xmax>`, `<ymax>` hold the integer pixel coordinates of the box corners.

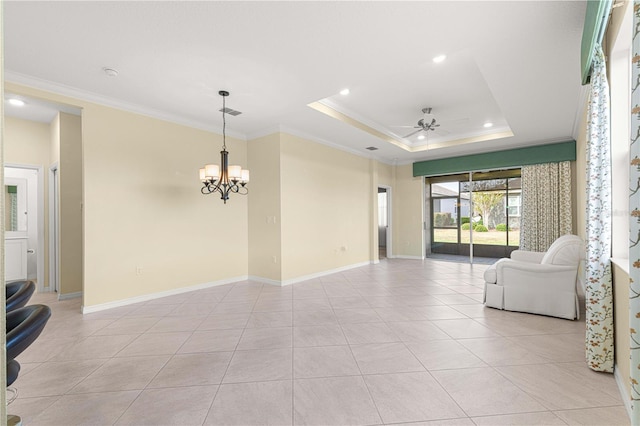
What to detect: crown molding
<box><xmin>4</xmin><ymin>71</ymin><xmax>246</xmax><ymax>140</ymax></box>
<box><xmin>247</xmin><ymin>124</ymin><xmax>399</xmax><ymax>165</ymax></box>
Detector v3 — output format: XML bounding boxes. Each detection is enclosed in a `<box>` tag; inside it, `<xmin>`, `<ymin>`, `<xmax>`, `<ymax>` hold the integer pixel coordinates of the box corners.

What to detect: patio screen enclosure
<box><xmin>427</xmin><ymin>169</ymin><xmax>521</xmax><ymax>259</ymax></box>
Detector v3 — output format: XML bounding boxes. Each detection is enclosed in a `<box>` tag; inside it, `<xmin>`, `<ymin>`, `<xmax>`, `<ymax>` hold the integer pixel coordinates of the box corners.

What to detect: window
<box><xmin>609</xmin><ymin>3</ymin><xmax>632</xmax><ymax>261</ymax></box>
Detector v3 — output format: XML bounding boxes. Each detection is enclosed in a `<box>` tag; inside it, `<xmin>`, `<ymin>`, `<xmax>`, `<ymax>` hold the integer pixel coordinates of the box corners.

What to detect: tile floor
<box><xmin>8</xmin><ymin>258</ymin><xmax>630</xmax><ymax>425</ymax></box>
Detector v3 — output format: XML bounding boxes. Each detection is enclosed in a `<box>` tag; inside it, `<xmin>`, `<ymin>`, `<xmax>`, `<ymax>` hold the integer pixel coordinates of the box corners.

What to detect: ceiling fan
<box><xmin>402</xmin><ymin>107</ymin><xmax>440</xmax><ymax>138</ymax></box>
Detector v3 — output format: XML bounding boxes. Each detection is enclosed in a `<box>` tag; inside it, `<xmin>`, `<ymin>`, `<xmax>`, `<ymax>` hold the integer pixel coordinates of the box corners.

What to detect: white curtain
<box><xmin>629</xmin><ymin>2</ymin><xmax>640</xmax><ymax>421</ymax></box>
<box><xmin>519</xmin><ymin>161</ymin><xmax>572</xmax><ymax>251</ymax></box>
<box><xmin>585</xmin><ymin>45</ymin><xmax>613</xmax><ymax>373</ymax></box>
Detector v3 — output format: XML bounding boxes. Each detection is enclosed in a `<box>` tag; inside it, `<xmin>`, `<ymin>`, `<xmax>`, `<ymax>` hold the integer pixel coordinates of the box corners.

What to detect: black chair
<box><xmin>6</xmin><ymin>304</ymin><xmax>51</xmax><ymax>386</ymax></box>
<box><xmin>6</xmin><ymin>280</ymin><xmax>36</xmax><ymax>313</ymax></box>
<box><xmin>6</xmin><ymin>360</ymin><xmax>20</xmax><ymax>388</ymax></box>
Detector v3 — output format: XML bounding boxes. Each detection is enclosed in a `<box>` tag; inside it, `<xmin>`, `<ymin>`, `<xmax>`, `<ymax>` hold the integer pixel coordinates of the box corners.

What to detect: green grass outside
<box><xmin>434</xmin><ymin>228</ymin><xmax>520</xmax><ymax>246</ymax></box>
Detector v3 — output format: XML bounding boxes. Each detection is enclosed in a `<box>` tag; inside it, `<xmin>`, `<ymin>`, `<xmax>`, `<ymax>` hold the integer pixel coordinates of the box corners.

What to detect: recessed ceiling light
<box><xmin>417</xmin><ymin>135</ymin><xmax>426</xmax><ymax>140</ymax></box>
<box><xmin>483</xmin><ymin>122</ymin><xmax>494</xmax><ymax>128</ymax></box>
<box><xmin>339</xmin><ymin>88</ymin><xmax>350</xmax><ymax>96</ymax></box>
<box><xmin>8</xmin><ymin>98</ymin><xmax>25</xmax><ymax>107</ymax></box>
<box><xmin>103</xmin><ymin>67</ymin><xmax>119</xmax><ymax>77</ymax></box>
<box><xmin>433</xmin><ymin>55</ymin><xmax>446</xmax><ymax>63</ymax></box>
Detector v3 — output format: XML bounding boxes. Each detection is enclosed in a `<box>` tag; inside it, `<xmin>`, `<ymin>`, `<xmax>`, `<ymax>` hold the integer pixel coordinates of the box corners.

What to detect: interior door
<box><xmin>5</xmin><ymin>176</ymin><xmax>29</xmax><ymax>281</ymax></box>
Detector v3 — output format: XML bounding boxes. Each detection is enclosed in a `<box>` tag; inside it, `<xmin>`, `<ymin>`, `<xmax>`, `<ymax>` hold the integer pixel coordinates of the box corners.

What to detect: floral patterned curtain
<box><xmin>585</xmin><ymin>45</ymin><xmax>613</xmax><ymax>373</ymax></box>
<box><xmin>630</xmin><ymin>2</ymin><xmax>640</xmax><ymax>421</ymax></box>
<box><xmin>519</xmin><ymin>161</ymin><xmax>572</xmax><ymax>252</ymax></box>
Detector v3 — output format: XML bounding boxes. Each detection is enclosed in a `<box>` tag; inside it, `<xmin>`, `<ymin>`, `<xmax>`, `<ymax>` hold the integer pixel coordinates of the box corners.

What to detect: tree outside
<box><xmin>473</xmin><ymin>191</ymin><xmax>504</xmax><ymax>229</ymax></box>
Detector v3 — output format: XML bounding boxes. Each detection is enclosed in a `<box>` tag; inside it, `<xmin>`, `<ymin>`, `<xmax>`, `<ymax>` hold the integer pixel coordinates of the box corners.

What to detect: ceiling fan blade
<box><xmin>403</xmin><ymin>129</ymin><xmax>423</xmax><ymax>138</ymax></box>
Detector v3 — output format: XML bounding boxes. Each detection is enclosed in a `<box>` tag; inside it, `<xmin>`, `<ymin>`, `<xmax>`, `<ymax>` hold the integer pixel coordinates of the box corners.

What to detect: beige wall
<box><xmin>392</xmin><ymin>164</ymin><xmax>424</xmax><ymax>258</ymax></box>
<box><xmin>377</xmin><ymin>162</ymin><xmax>393</xmax><ymax>187</ymax></box>
<box><xmin>247</xmin><ymin>133</ymin><xmax>282</xmax><ymax>281</ymax></box>
<box><xmin>4</xmin><ymin>116</ymin><xmax>51</xmax><ymax>288</ymax></box>
<box><xmin>247</xmin><ymin>132</ymin><xmax>407</xmax><ymax>282</ymax></box>
<box><xmin>5</xmin><ymin>116</ymin><xmax>51</xmax><ymax>166</ymax></box>
<box><xmin>81</xmin><ymin>103</ymin><xmax>248</xmax><ymax>307</ymax></box>
<box><xmin>58</xmin><ymin>112</ymin><xmax>83</xmax><ymax>296</ymax></box>
<box><xmin>280</xmin><ymin>133</ymin><xmax>372</xmax><ymax>281</ymax></box>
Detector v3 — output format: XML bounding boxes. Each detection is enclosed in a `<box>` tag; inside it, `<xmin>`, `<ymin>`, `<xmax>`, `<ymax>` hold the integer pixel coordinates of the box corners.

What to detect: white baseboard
<box><xmin>390</xmin><ymin>255</ymin><xmax>423</xmax><ymax>260</ymax></box>
<box><xmin>58</xmin><ymin>291</ymin><xmax>82</xmax><ymax>301</ymax></box>
<box><xmin>250</xmin><ymin>261</ymin><xmax>372</xmax><ymax>286</ymax></box>
<box><xmin>83</xmin><ymin>260</ymin><xmax>378</xmax><ymax>313</ymax></box>
<box><xmin>614</xmin><ymin>363</ymin><xmax>632</xmax><ymax>421</ymax></box>
<box><xmin>248</xmin><ymin>275</ymin><xmax>282</xmax><ymax>286</ymax></box>
<box><xmin>81</xmin><ymin>275</ymin><xmax>248</xmax><ymax>314</ymax></box>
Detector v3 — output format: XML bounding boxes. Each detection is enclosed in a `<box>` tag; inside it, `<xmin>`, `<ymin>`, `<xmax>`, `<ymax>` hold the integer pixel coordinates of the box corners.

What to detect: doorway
<box><xmin>378</xmin><ymin>187</ymin><xmax>391</xmax><ymax>259</ymax></box>
<box><xmin>4</xmin><ymin>165</ymin><xmax>44</xmax><ymax>289</ymax></box>
<box><xmin>49</xmin><ymin>164</ymin><xmax>60</xmax><ymax>293</ymax></box>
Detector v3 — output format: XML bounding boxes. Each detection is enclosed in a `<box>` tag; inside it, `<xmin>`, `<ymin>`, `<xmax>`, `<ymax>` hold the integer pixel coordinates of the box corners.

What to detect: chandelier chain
<box><xmin>222</xmin><ymin>93</ymin><xmax>226</xmax><ymax>150</ymax></box>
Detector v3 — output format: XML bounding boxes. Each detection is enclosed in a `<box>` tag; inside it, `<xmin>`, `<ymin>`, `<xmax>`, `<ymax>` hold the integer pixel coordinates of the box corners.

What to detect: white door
<box><xmin>5</xmin><ymin>166</ymin><xmax>42</xmax><ymax>286</ymax></box>
<box><xmin>4</xmin><ymin>176</ymin><xmax>29</xmax><ymax>281</ymax></box>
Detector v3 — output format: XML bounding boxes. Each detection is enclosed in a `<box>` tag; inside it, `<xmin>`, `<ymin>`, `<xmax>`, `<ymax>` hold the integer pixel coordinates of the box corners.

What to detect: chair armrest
<box><xmin>496</xmin><ymin>260</ymin><xmax>577</xmax><ymax>288</ymax></box>
<box><xmin>510</xmin><ymin>250</ymin><xmax>545</xmax><ymax>264</ymax></box>
<box><xmin>484</xmin><ymin>258</ymin><xmax>509</xmax><ymax>284</ymax></box>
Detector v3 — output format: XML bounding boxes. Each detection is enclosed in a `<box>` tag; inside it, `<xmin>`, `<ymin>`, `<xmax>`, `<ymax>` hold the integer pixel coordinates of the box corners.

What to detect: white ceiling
<box><xmin>3</xmin><ymin>1</ymin><xmax>587</xmax><ymax>164</ymax></box>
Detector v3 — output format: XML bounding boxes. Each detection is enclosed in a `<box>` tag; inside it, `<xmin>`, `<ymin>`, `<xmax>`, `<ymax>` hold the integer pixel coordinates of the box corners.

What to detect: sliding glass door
<box><xmin>429</xmin><ymin>170</ymin><xmax>521</xmax><ymax>260</ymax></box>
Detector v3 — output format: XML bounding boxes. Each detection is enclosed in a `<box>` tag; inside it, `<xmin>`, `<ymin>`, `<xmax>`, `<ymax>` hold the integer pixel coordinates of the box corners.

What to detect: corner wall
<box><xmin>247</xmin><ymin>133</ymin><xmax>282</xmax><ymax>282</ymax></box>
<box><xmin>58</xmin><ymin>112</ymin><xmax>83</xmax><ymax>296</ymax></box>
<box><xmin>5</xmin><ymin>116</ymin><xmax>51</xmax><ymax>288</ymax></box>
<box><xmin>280</xmin><ymin>133</ymin><xmax>372</xmax><ymax>281</ymax></box>
<box><xmin>392</xmin><ymin>164</ymin><xmax>424</xmax><ymax>259</ymax></box>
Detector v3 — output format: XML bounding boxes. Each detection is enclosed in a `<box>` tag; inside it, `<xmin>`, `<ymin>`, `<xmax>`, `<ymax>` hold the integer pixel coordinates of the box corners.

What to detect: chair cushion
<box><xmin>541</xmin><ymin>235</ymin><xmax>584</xmax><ymax>266</ymax></box>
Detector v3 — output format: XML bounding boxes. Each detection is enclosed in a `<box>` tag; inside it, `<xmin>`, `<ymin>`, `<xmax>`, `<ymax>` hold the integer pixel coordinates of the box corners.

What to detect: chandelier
<box><xmin>199</xmin><ymin>90</ymin><xmax>249</xmax><ymax>203</ymax></box>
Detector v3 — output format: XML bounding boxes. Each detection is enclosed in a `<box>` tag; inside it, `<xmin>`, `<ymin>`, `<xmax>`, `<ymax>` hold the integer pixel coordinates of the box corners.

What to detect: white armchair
<box><xmin>483</xmin><ymin>235</ymin><xmax>584</xmax><ymax>320</ymax></box>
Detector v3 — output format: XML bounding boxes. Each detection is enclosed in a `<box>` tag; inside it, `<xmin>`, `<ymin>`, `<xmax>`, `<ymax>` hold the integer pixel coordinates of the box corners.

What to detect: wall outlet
<box><xmin>136</xmin><ymin>266</ymin><xmax>143</xmax><ymax>275</ymax></box>
<box><xmin>272</xmin><ymin>256</ymin><xmax>277</xmax><ymax>264</ymax></box>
